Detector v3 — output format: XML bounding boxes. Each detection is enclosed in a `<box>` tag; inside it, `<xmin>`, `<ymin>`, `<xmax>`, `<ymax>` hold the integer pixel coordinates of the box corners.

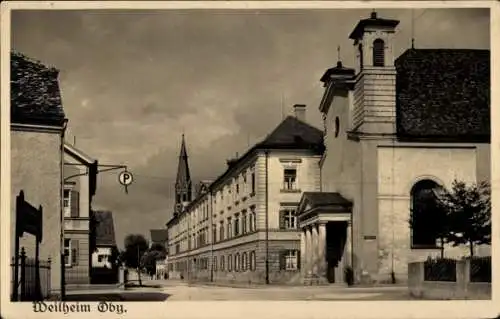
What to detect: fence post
<box><xmin>47</xmin><ymin>258</ymin><xmax>52</xmax><ymax>299</ymax></box>
<box><xmin>20</xmin><ymin>248</ymin><xmax>26</xmax><ymax>301</ymax></box>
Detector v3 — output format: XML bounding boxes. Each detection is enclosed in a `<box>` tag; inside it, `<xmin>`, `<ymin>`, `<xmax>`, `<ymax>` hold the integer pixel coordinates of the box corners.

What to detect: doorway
<box><xmin>325</xmin><ymin>221</ymin><xmax>347</xmax><ymax>284</ymax></box>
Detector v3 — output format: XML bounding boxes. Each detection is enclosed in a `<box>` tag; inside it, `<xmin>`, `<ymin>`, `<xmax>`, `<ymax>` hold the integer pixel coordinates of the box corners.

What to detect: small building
<box><xmin>296</xmin><ymin>12</ymin><xmax>490</xmax><ymax>285</ymax></box>
<box><xmin>90</xmin><ymin>210</ymin><xmax>119</xmax><ymax>284</ymax></box>
<box><xmin>167</xmin><ymin>106</ymin><xmax>324</xmax><ymax>284</ymax></box>
<box><xmin>10</xmin><ymin>51</ymin><xmax>67</xmax><ymax>296</ymax></box>
<box><xmin>63</xmin><ymin>143</ymin><xmax>98</xmax><ymax>285</ymax></box>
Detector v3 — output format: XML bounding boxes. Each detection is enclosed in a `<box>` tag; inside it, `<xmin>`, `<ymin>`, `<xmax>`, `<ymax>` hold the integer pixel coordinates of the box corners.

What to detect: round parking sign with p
<box><xmin>119</xmin><ymin>171</ymin><xmax>133</xmax><ymax>186</ymax></box>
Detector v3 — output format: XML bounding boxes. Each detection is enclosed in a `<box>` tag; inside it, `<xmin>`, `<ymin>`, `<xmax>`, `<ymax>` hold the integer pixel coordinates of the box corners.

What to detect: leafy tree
<box><xmin>436</xmin><ymin>180</ymin><xmax>491</xmax><ymax>257</ymax></box>
<box><xmin>122</xmin><ymin>234</ymin><xmax>149</xmax><ymax>285</ymax></box>
<box><xmin>141</xmin><ymin>243</ymin><xmax>167</xmax><ymax>276</ymax></box>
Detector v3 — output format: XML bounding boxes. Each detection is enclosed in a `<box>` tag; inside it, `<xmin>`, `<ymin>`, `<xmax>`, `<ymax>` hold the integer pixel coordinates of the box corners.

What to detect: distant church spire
<box><xmin>174</xmin><ymin>134</ymin><xmax>192</xmax><ymax>214</ymax></box>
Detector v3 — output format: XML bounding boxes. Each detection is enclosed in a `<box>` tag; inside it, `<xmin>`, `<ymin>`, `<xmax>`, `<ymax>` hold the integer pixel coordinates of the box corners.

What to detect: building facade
<box><xmin>90</xmin><ymin>210</ymin><xmax>119</xmax><ymax>284</ymax></box>
<box><xmin>167</xmin><ymin>105</ymin><xmax>324</xmax><ymax>284</ymax></box>
<box><xmin>297</xmin><ymin>12</ymin><xmax>491</xmax><ymax>285</ymax></box>
<box><xmin>63</xmin><ymin>143</ymin><xmax>98</xmax><ymax>285</ymax></box>
<box><xmin>10</xmin><ymin>51</ymin><xmax>67</xmax><ymax>295</ymax></box>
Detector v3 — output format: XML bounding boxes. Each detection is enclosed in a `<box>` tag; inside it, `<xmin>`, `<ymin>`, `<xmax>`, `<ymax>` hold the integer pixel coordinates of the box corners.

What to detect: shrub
<box><xmin>469</xmin><ymin>256</ymin><xmax>491</xmax><ymax>283</ymax></box>
<box><xmin>344</xmin><ymin>266</ymin><xmax>354</xmax><ymax>286</ymax></box>
<box><xmin>424</xmin><ymin>257</ymin><xmax>457</xmax><ymax>282</ymax></box>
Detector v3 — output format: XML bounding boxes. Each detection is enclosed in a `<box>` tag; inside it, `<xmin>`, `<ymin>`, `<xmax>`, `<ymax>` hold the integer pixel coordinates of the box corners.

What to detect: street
<box><xmin>64</xmin><ymin>280</ymin><xmax>412</xmax><ymax>301</ymax></box>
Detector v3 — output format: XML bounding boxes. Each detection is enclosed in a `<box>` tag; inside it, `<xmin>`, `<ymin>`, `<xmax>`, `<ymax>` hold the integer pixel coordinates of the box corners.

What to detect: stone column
<box><xmin>305</xmin><ymin>227</ymin><xmax>312</xmax><ymax>275</ymax></box>
<box><xmin>317</xmin><ymin>222</ymin><xmax>327</xmax><ymax>281</ymax></box>
<box><xmin>311</xmin><ymin>224</ymin><xmax>319</xmax><ymax>275</ymax></box>
<box><xmin>300</xmin><ymin>229</ymin><xmax>306</xmax><ymax>277</ymax></box>
<box><xmin>344</xmin><ymin>220</ymin><xmax>352</xmax><ymax>268</ymax></box>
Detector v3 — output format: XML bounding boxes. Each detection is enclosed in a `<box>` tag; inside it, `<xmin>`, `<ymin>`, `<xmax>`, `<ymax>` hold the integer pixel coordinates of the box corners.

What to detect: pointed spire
<box><xmin>175</xmin><ymin>134</ymin><xmax>192</xmax><ymax>210</ymax></box>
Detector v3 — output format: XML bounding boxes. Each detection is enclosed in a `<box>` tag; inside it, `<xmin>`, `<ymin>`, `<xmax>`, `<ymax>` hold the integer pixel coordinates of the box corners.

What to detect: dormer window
<box><xmin>373</xmin><ymin>39</ymin><xmax>385</xmax><ymax>67</ymax></box>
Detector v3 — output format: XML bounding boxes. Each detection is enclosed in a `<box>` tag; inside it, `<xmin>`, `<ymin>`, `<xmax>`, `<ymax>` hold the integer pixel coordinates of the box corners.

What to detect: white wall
<box><xmin>92</xmin><ymin>247</ymin><xmax>113</xmax><ymax>268</ymax></box>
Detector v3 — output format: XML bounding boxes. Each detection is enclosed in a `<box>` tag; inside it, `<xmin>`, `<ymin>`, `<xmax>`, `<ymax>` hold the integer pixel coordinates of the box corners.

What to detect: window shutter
<box><xmin>279</xmin><ymin>251</ymin><xmax>286</xmax><ymax>270</ymax></box>
<box><xmin>70</xmin><ymin>191</ymin><xmax>79</xmax><ymax>218</ymax></box>
<box><xmin>71</xmin><ymin>239</ymin><xmax>79</xmax><ymax>266</ymax></box>
<box><xmin>296</xmin><ymin>250</ymin><xmax>301</xmax><ymax>270</ymax></box>
<box><xmin>279</xmin><ymin>211</ymin><xmax>285</xmax><ymax>229</ymax></box>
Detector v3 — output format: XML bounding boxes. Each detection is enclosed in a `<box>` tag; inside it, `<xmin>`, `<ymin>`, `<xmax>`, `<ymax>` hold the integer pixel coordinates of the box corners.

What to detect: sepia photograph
<box><xmin>1</xmin><ymin>1</ymin><xmax>497</xmax><ymax>318</ymax></box>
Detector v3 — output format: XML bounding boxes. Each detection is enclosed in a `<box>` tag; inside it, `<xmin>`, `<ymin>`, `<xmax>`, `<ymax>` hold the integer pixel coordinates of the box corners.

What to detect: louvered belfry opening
<box><xmin>373</xmin><ymin>38</ymin><xmax>385</xmax><ymax>67</ymax></box>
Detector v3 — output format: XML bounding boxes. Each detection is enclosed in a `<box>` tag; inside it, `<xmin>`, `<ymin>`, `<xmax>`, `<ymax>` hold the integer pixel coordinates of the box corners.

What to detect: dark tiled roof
<box><xmin>349</xmin><ymin>12</ymin><xmax>400</xmax><ymax>40</ymax></box>
<box><xmin>11</xmin><ymin>51</ymin><xmax>66</xmax><ymax>126</ymax></box>
<box><xmin>395</xmin><ymin>49</ymin><xmax>490</xmax><ymax>141</ymax></box>
<box><xmin>302</xmin><ymin>192</ymin><xmax>352</xmax><ymax>208</ymax></box>
<box><xmin>150</xmin><ymin>229</ymin><xmax>168</xmax><ymax>243</ymax></box>
<box><xmin>257</xmin><ymin>116</ymin><xmax>324</xmax><ymax>151</ymax></box>
<box><xmin>93</xmin><ymin>211</ymin><xmax>116</xmax><ymax>247</ymax></box>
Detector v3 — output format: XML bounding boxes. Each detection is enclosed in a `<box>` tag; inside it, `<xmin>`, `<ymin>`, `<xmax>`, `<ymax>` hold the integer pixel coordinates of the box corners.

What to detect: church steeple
<box><xmin>174</xmin><ymin>134</ymin><xmax>192</xmax><ymax>214</ymax></box>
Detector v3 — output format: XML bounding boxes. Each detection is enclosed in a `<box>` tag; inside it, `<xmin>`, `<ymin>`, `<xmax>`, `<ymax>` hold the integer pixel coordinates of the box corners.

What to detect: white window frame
<box><xmin>282</xmin><ymin>166</ymin><xmax>298</xmax><ymax>191</ymax></box>
<box><xmin>64</xmin><ymin>239</ymin><xmax>72</xmax><ymax>267</ymax></box>
<box><xmin>285</xmin><ymin>250</ymin><xmax>298</xmax><ymax>271</ymax></box>
<box><xmin>63</xmin><ymin>187</ymin><xmax>72</xmax><ymax>217</ymax></box>
<box><xmin>281</xmin><ymin>208</ymin><xmax>297</xmax><ymax>229</ymax></box>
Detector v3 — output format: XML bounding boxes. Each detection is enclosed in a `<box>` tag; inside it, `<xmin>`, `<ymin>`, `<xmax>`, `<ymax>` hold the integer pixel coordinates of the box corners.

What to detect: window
<box><xmin>219</xmin><ymin>221</ymin><xmax>225</xmax><ymax>241</ymax></box>
<box><xmin>283</xmin><ymin>169</ymin><xmax>297</xmax><ymax>190</ymax></box>
<box><xmin>236</xmin><ymin>178</ymin><xmax>240</xmax><ymax>194</ymax></box>
<box><xmin>228</xmin><ymin>254</ymin><xmax>233</xmax><ymax>271</ymax></box>
<box><xmin>242</xmin><ymin>252</ymin><xmax>248</xmax><ymax>271</ymax></box>
<box><xmin>251</xmin><ymin>172</ymin><xmax>256</xmax><ymax>194</ymax></box>
<box><xmin>98</xmin><ymin>255</ymin><xmax>104</xmax><ymax>263</ymax></box>
<box><xmin>280</xmin><ymin>208</ymin><xmax>297</xmax><ymax>229</ymax></box>
<box><xmin>213</xmin><ymin>256</ymin><xmax>218</xmax><ymax>272</ymax></box>
<box><xmin>373</xmin><ymin>38</ymin><xmax>385</xmax><ymax>67</ymax></box>
<box><xmin>63</xmin><ymin>189</ymin><xmax>70</xmax><ymax>212</ymax></box>
<box><xmin>220</xmin><ymin>255</ymin><xmax>225</xmax><ymax>271</ymax></box>
<box><xmin>227</xmin><ymin>218</ymin><xmax>232</xmax><ymax>238</ymax></box>
<box><xmin>250</xmin><ymin>251</ymin><xmax>256</xmax><ymax>271</ymax></box>
<box><xmin>234</xmin><ymin>214</ymin><xmax>240</xmax><ymax>236</ymax></box>
<box><xmin>250</xmin><ymin>207</ymin><xmax>256</xmax><ymax>232</ymax></box>
<box><xmin>235</xmin><ymin>253</ymin><xmax>240</xmax><ymax>272</ymax></box>
<box><xmin>242</xmin><ymin>212</ymin><xmax>247</xmax><ymax>234</ymax></box>
<box><xmin>212</xmin><ymin>224</ymin><xmax>217</xmax><ymax>243</ymax></box>
<box><xmin>410</xmin><ymin>179</ymin><xmax>443</xmax><ymax>248</ymax></box>
<box><xmin>64</xmin><ymin>239</ymin><xmax>71</xmax><ymax>267</ymax></box>
<box><xmin>280</xmin><ymin>250</ymin><xmax>299</xmax><ymax>271</ymax></box>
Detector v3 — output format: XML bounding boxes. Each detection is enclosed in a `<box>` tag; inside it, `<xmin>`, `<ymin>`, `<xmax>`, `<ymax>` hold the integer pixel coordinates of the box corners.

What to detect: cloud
<box><xmin>11</xmin><ymin>8</ymin><xmax>490</xmax><ymax>248</ymax></box>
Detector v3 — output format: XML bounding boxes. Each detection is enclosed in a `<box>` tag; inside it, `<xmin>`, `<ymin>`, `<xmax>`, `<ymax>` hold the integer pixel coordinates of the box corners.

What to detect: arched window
<box><xmin>373</xmin><ymin>39</ymin><xmax>385</xmax><ymax>67</ymax></box>
<box><xmin>410</xmin><ymin>179</ymin><xmax>444</xmax><ymax>248</ymax></box>
<box><xmin>220</xmin><ymin>255</ymin><xmax>225</xmax><ymax>271</ymax></box>
<box><xmin>358</xmin><ymin>43</ymin><xmax>364</xmax><ymax>70</ymax></box>
<box><xmin>242</xmin><ymin>252</ymin><xmax>248</xmax><ymax>271</ymax></box>
<box><xmin>250</xmin><ymin>251</ymin><xmax>256</xmax><ymax>271</ymax></box>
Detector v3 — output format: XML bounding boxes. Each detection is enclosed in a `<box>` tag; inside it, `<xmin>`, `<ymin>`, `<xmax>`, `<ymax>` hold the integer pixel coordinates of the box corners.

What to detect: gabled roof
<box><xmin>395</xmin><ymin>49</ymin><xmax>490</xmax><ymax>141</ymax></box>
<box><xmin>150</xmin><ymin>229</ymin><xmax>169</xmax><ymax>243</ymax></box>
<box><xmin>11</xmin><ymin>51</ymin><xmax>66</xmax><ymax>127</ymax></box>
<box><xmin>93</xmin><ymin>210</ymin><xmax>116</xmax><ymax>247</ymax></box>
<box><xmin>297</xmin><ymin>192</ymin><xmax>352</xmax><ymax>215</ymax></box>
<box><xmin>64</xmin><ymin>142</ymin><xmax>95</xmax><ymax>165</ymax></box>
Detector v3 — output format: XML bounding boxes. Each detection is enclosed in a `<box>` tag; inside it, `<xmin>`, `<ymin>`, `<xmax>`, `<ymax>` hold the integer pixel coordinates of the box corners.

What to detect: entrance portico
<box><xmin>297</xmin><ymin>192</ymin><xmax>352</xmax><ymax>285</ymax></box>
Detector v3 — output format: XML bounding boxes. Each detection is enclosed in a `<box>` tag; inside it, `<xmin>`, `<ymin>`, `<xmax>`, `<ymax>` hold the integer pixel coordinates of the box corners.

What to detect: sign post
<box><xmin>118</xmin><ymin>170</ymin><xmax>134</xmax><ymax>194</ymax></box>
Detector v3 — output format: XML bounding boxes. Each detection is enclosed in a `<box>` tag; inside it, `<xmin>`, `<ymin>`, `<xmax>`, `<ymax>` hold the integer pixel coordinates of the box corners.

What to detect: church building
<box><xmin>296</xmin><ymin>12</ymin><xmax>490</xmax><ymax>285</ymax></box>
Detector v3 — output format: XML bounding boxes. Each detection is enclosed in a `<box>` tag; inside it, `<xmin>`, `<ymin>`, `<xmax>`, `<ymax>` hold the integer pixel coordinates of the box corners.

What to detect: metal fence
<box><xmin>11</xmin><ymin>248</ymin><xmax>51</xmax><ymax>301</ymax></box>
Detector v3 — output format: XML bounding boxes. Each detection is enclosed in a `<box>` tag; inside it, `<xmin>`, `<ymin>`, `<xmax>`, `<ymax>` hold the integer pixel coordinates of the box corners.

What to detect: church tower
<box><xmin>349</xmin><ymin>11</ymin><xmax>400</xmax><ymax>135</ymax></box>
<box><xmin>174</xmin><ymin>134</ymin><xmax>192</xmax><ymax>215</ymax></box>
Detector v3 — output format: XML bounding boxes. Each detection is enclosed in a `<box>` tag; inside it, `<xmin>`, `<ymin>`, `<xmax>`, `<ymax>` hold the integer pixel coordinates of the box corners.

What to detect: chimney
<box><xmin>293</xmin><ymin>104</ymin><xmax>306</xmax><ymax>122</ymax></box>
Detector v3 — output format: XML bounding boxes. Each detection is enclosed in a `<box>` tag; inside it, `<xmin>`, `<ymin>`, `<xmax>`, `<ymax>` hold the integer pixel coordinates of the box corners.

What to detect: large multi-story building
<box><xmin>167</xmin><ymin>105</ymin><xmax>324</xmax><ymax>284</ymax></box>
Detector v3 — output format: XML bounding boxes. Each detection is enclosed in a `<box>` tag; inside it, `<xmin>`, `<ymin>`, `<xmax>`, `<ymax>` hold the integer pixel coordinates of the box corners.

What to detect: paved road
<box><xmin>64</xmin><ymin>280</ymin><xmax>412</xmax><ymax>301</ymax></box>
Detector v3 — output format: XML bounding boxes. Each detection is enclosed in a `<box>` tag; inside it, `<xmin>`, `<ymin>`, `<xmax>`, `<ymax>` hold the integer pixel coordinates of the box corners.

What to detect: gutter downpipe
<box><xmin>209</xmin><ymin>189</ymin><xmax>214</xmax><ymax>282</ymax></box>
<box><xmin>265</xmin><ymin>150</ymin><xmax>270</xmax><ymax>285</ymax></box>
<box><xmin>60</xmin><ymin>119</ymin><xmax>68</xmax><ymax>301</ymax></box>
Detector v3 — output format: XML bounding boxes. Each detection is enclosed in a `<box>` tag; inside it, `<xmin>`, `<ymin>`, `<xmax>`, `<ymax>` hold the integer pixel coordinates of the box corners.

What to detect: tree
<box><xmin>142</xmin><ymin>243</ymin><xmax>167</xmax><ymax>276</ymax></box>
<box><xmin>436</xmin><ymin>180</ymin><xmax>491</xmax><ymax>257</ymax></box>
<box><xmin>122</xmin><ymin>234</ymin><xmax>149</xmax><ymax>285</ymax></box>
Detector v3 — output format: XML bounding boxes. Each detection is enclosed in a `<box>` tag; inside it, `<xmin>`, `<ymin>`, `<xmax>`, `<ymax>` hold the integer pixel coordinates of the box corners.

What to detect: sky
<box><xmin>11</xmin><ymin>7</ymin><xmax>490</xmax><ymax>249</ymax></box>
